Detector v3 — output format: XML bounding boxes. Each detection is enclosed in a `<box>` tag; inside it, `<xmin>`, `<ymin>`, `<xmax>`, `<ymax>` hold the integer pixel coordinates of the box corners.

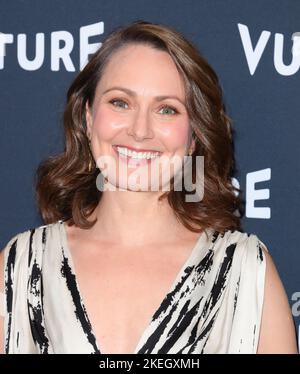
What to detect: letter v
<box><xmin>238</xmin><ymin>23</ymin><xmax>271</xmax><ymax>75</ymax></box>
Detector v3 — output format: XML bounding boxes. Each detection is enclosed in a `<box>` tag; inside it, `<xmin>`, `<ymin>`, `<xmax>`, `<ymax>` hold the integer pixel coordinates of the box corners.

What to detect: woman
<box><xmin>0</xmin><ymin>20</ymin><xmax>298</xmax><ymax>354</ymax></box>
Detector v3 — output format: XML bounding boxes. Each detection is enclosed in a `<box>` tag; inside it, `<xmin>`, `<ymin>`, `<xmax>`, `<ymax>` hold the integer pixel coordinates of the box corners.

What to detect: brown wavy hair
<box><xmin>35</xmin><ymin>20</ymin><xmax>243</xmax><ymax>233</ymax></box>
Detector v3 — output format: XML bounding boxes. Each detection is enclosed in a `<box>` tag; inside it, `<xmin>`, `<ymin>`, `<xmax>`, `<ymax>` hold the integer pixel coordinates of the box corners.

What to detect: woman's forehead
<box><xmin>96</xmin><ymin>44</ymin><xmax>186</xmax><ymax>100</ymax></box>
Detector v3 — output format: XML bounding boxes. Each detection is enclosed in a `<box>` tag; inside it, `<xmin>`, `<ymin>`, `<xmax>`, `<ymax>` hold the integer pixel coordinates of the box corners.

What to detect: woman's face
<box><xmin>86</xmin><ymin>43</ymin><xmax>194</xmax><ymax>192</ymax></box>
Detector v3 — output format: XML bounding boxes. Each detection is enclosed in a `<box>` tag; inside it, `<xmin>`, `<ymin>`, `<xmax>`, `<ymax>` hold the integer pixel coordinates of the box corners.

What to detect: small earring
<box><xmin>88</xmin><ymin>158</ymin><xmax>93</xmax><ymax>172</ymax></box>
<box><xmin>188</xmin><ymin>148</ymin><xmax>193</xmax><ymax>156</ymax></box>
<box><xmin>87</xmin><ymin>136</ymin><xmax>93</xmax><ymax>171</ymax></box>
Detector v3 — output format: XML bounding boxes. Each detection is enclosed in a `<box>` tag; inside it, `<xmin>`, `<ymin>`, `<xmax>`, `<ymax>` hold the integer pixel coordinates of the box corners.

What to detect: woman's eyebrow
<box><xmin>102</xmin><ymin>86</ymin><xmax>186</xmax><ymax>106</ymax></box>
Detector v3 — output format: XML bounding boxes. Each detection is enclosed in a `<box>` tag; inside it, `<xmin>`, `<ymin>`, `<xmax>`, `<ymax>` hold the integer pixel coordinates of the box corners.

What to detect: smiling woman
<box><xmin>0</xmin><ymin>20</ymin><xmax>298</xmax><ymax>354</ymax></box>
<box><xmin>35</xmin><ymin>20</ymin><xmax>242</xmax><ymax>232</ymax></box>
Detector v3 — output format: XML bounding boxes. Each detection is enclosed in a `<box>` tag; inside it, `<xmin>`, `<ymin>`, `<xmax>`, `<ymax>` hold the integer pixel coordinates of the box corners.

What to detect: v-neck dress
<box><xmin>2</xmin><ymin>220</ymin><xmax>267</xmax><ymax>354</ymax></box>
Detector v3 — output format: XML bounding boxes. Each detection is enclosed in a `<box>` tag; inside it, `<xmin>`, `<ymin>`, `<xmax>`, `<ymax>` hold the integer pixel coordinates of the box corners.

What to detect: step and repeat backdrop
<box><xmin>0</xmin><ymin>0</ymin><xmax>299</xmax><ymax>349</ymax></box>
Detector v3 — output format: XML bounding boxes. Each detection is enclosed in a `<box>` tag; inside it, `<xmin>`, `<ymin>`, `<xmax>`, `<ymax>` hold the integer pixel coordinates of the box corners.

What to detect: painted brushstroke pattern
<box><xmin>3</xmin><ymin>220</ymin><xmax>266</xmax><ymax>354</ymax></box>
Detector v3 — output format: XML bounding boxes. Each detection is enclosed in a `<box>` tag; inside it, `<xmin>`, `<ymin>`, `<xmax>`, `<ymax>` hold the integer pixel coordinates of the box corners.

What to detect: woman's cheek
<box><xmin>92</xmin><ymin>107</ymin><xmax>124</xmax><ymax>140</ymax></box>
<box><xmin>159</xmin><ymin>120</ymin><xmax>190</xmax><ymax>151</ymax></box>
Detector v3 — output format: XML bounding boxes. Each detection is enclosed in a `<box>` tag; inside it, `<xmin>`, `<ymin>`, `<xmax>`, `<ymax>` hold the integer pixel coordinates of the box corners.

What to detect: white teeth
<box><xmin>116</xmin><ymin>146</ymin><xmax>160</xmax><ymax>159</ymax></box>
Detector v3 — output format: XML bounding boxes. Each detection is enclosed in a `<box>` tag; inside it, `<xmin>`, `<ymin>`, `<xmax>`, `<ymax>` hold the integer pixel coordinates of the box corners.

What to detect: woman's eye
<box><xmin>108</xmin><ymin>99</ymin><xmax>178</xmax><ymax>115</ymax></box>
<box><xmin>159</xmin><ymin>106</ymin><xmax>178</xmax><ymax>115</ymax></box>
<box><xmin>109</xmin><ymin>99</ymin><xmax>128</xmax><ymax>109</ymax></box>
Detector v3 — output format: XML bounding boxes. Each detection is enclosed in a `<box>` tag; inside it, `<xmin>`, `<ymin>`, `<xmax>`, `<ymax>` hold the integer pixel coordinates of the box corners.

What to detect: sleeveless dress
<box><xmin>2</xmin><ymin>220</ymin><xmax>267</xmax><ymax>354</ymax></box>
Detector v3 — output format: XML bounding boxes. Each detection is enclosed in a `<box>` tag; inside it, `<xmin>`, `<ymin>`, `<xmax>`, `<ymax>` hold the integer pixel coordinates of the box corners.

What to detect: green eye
<box><xmin>159</xmin><ymin>106</ymin><xmax>178</xmax><ymax>115</ymax></box>
<box><xmin>109</xmin><ymin>99</ymin><xmax>128</xmax><ymax>108</ymax></box>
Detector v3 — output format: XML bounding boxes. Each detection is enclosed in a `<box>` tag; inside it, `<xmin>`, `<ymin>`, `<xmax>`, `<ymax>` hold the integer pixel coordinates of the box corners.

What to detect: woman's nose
<box><xmin>127</xmin><ymin>107</ymin><xmax>154</xmax><ymax>141</ymax></box>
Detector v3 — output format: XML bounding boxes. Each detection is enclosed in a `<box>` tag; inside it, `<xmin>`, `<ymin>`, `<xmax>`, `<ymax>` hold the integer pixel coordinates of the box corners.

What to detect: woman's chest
<box><xmin>66</xmin><ymin>241</ymin><xmax>196</xmax><ymax>354</ymax></box>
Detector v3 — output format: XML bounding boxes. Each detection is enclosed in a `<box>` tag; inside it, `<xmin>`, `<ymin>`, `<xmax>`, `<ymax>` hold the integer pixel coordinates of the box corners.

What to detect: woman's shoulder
<box><xmin>0</xmin><ymin>220</ymin><xmax>63</xmax><ymax>301</ymax></box>
<box><xmin>207</xmin><ymin>228</ymin><xmax>269</xmax><ymax>289</ymax></box>
<box><xmin>1</xmin><ymin>220</ymin><xmax>63</xmax><ymax>264</ymax></box>
<box><xmin>2</xmin><ymin>219</ymin><xmax>62</xmax><ymax>244</ymax></box>
<box><xmin>212</xmin><ymin>228</ymin><xmax>268</xmax><ymax>261</ymax></box>
<box><xmin>217</xmin><ymin>230</ymin><xmax>298</xmax><ymax>353</ymax></box>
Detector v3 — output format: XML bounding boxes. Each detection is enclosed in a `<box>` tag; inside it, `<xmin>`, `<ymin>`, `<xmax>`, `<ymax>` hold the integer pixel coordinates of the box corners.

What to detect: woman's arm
<box><xmin>0</xmin><ymin>249</ymin><xmax>5</xmax><ymax>354</ymax></box>
<box><xmin>257</xmin><ymin>246</ymin><xmax>298</xmax><ymax>353</ymax></box>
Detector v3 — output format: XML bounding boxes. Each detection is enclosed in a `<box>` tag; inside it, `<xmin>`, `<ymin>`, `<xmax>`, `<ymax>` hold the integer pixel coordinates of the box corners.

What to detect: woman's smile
<box><xmin>112</xmin><ymin>144</ymin><xmax>162</xmax><ymax>168</ymax></box>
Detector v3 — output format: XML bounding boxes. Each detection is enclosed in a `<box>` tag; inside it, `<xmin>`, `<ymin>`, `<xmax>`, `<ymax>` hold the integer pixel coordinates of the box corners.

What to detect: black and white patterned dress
<box><xmin>2</xmin><ymin>220</ymin><xmax>267</xmax><ymax>354</ymax></box>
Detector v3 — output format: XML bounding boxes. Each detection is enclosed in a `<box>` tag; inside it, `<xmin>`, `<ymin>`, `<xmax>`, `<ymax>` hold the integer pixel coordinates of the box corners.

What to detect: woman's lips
<box><xmin>112</xmin><ymin>145</ymin><xmax>160</xmax><ymax>168</ymax></box>
<box><xmin>113</xmin><ymin>144</ymin><xmax>161</xmax><ymax>153</ymax></box>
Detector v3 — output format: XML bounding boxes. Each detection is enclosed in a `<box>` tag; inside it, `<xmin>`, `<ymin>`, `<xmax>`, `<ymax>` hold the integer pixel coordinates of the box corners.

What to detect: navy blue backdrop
<box><xmin>0</xmin><ymin>0</ymin><xmax>299</xmax><ymax>349</ymax></box>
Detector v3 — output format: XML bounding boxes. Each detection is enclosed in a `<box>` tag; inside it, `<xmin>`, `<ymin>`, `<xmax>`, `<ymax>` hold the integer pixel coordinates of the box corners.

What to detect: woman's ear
<box><xmin>190</xmin><ymin>138</ymin><xmax>196</xmax><ymax>153</ymax></box>
<box><xmin>188</xmin><ymin>132</ymin><xmax>196</xmax><ymax>154</ymax></box>
<box><xmin>187</xmin><ymin>128</ymin><xmax>196</xmax><ymax>153</ymax></box>
<box><xmin>85</xmin><ymin>101</ymin><xmax>92</xmax><ymax>139</ymax></box>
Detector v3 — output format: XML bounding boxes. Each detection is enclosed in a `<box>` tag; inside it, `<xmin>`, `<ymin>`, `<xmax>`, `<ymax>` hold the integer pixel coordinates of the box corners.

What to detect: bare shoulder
<box><xmin>257</xmin><ymin>243</ymin><xmax>298</xmax><ymax>354</ymax></box>
<box><xmin>0</xmin><ymin>224</ymin><xmax>52</xmax><ymax>355</ymax></box>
